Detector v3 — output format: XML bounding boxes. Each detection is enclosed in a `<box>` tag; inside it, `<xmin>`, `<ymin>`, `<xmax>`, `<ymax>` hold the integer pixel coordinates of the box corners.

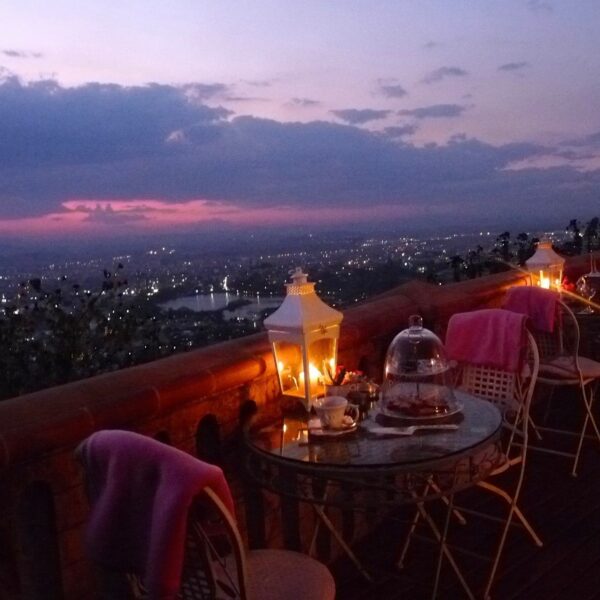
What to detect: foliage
<box><xmin>0</xmin><ymin>268</ymin><xmax>166</xmax><ymax>400</ymax></box>
<box><xmin>0</xmin><ymin>264</ymin><xmax>264</xmax><ymax>401</ymax></box>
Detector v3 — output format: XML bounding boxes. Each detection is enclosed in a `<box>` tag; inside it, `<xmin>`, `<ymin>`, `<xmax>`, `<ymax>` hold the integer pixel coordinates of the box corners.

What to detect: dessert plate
<box><xmin>380</xmin><ymin>397</ymin><xmax>463</xmax><ymax>420</ymax></box>
<box><xmin>380</xmin><ymin>382</ymin><xmax>463</xmax><ymax>420</ymax></box>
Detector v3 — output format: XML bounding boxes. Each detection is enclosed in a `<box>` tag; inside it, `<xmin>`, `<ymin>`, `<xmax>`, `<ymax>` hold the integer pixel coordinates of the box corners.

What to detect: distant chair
<box><xmin>504</xmin><ymin>286</ymin><xmax>600</xmax><ymax>476</ymax></box>
<box><xmin>399</xmin><ymin>309</ymin><xmax>542</xmax><ymax>600</ymax></box>
<box><xmin>76</xmin><ymin>430</ymin><xmax>335</xmax><ymax>600</ymax></box>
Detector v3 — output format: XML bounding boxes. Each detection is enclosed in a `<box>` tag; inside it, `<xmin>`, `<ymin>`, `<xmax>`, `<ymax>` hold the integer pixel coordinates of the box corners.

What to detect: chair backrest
<box><xmin>76</xmin><ymin>430</ymin><xmax>237</xmax><ymax>600</ymax></box>
<box><xmin>532</xmin><ymin>299</ymin><xmax>581</xmax><ymax>371</ymax></box>
<box><xmin>456</xmin><ymin>331</ymin><xmax>539</xmax><ymax>456</ymax></box>
<box><xmin>503</xmin><ymin>286</ymin><xmax>582</xmax><ymax>378</ymax></box>
<box><xmin>180</xmin><ymin>487</ymin><xmax>249</xmax><ymax>600</ymax></box>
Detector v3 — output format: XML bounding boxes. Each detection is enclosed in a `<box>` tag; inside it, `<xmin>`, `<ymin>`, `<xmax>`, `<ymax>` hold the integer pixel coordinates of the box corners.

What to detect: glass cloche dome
<box><xmin>380</xmin><ymin>315</ymin><xmax>455</xmax><ymax>419</ymax></box>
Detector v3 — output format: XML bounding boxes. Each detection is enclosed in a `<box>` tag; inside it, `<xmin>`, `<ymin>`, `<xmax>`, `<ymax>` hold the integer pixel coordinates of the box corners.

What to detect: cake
<box><xmin>385</xmin><ymin>383</ymin><xmax>449</xmax><ymax>417</ymax></box>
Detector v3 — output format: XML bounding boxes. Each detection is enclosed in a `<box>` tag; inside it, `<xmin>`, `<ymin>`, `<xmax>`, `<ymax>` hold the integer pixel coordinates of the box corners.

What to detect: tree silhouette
<box><xmin>495</xmin><ymin>232</ymin><xmax>512</xmax><ymax>262</ymax></box>
<box><xmin>566</xmin><ymin>219</ymin><xmax>583</xmax><ymax>254</ymax></box>
<box><xmin>449</xmin><ymin>255</ymin><xmax>465</xmax><ymax>282</ymax></box>
<box><xmin>516</xmin><ymin>232</ymin><xmax>538</xmax><ymax>266</ymax></box>
<box><xmin>465</xmin><ymin>245</ymin><xmax>484</xmax><ymax>279</ymax></box>
<box><xmin>584</xmin><ymin>217</ymin><xmax>599</xmax><ymax>252</ymax></box>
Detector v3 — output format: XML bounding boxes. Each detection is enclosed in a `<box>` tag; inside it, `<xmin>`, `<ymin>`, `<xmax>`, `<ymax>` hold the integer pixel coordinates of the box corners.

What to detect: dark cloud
<box><xmin>398</xmin><ymin>104</ymin><xmax>467</xmax><ymax>119</ymax></box>
<box><xmin>498</xmin><ymin>61</ymin><xmax>529</xmax><ymax>72</ymax></box>
<box><xmin>288</xmin><ymin>97</ymin><xmax>321</xmax><ymax>107</ymax></box>
<box><xmin>0</xmin><ymin>76</ymin><xmax>230</xmax><ymax>170</ymax></box>
<box><xmin>223</xmin><ymin>95</ymin><xmax>268</xmax><ymax>103</ymax></box>
<box><xmin>2</xmin><ymin>49</ymin><xmax>43</xmax><ymax>59</ymax></box>
<box><xmin>331</xmin><ymin>108</ymin><xmax>392</xmax><ymax>124</ymax></box>
<box><xmin>561</xmin><ymin>131</ymin><xmax>600</xmax><ymax>149</ymax></box>
<box><xmin>572</xmin><ymin>131</ymin><xmax>600</xmax><ymax>148</ymax></box>
<box><xmin>423</xmin><ymin>41</ymin><xmax>440</xmax><ymax>50</ymax></box>
<box><xmin>422</xmin><ymin>66</ymin><xmax>468</xmax><ymax>84</ymax></box>
<box><xmin>0</xmin><ymin>77</ymin><xmax>598</xmax><ymax>229</ymax></box>
<box><xmin>527</xmin><ymin>0</ymin><xmax>553</xmax><ymax>13</ymax></box>
<box><xmin>377</xmin><ymin>80</ymin><xmax>408</xmax><ymax>98</ymax></box>
<box><xmin>77</xmin><ymin>204</ymin><xmax>148</xmax><ymax>224</ymax></box>
<box><xmin>382</xmin><ymin>125</ymin><xmax>418</xmax><ymax>139</ymax></box>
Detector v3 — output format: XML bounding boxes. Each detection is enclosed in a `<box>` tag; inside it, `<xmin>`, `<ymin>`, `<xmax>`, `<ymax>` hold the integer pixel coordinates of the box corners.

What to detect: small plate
<box><xmin>379</xmin><ymin>399</ymin><xmax>463</xmax><ymax>421</ymax></box>
<box><xmin>308</xmin><ymin>416</ymin><xmax>358</xmax><ymax>437</ymax></box>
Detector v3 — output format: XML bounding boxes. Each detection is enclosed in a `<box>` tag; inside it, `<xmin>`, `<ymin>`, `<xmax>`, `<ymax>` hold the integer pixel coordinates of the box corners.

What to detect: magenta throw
<box><xmin>77</xmin><ymin>430</ymin><xmax>235</xmax><ymax>600</ymax></box>
<box><xmin>446</xmin><ymin>308</ymin><xmax>529</xmax><ymax>373</ymax></box>
<box><xmin>502</xmin><ymin>285</ymin><xmax>559</xmax><ymax>333</ymax></box>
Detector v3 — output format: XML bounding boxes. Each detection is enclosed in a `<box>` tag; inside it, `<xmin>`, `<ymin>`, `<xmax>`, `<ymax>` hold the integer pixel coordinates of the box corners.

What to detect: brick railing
<box><xmin>0</xmin><ymin>255</ymin><xmax>593</xmax><ymax>599</ymax></box>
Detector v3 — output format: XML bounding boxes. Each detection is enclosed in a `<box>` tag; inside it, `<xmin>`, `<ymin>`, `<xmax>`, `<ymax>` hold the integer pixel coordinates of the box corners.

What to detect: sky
<box><xmin>0</xmin><ymin>0</ymin><xmax>599</xmax><ymax>240</ymax></box>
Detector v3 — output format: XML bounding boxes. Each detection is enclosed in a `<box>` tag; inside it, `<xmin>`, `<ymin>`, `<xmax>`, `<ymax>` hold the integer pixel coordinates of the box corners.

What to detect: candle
<box><xmin>299</xmin><ymin>362</ymin><xmax>324</xmax><ymax>390</ymax></box>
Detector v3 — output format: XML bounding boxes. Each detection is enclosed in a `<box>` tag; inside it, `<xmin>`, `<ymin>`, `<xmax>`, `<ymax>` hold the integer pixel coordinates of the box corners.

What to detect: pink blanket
<box><xmin>503</xmin><ymin>285</ymin><xmax>559</xmax><ymax>333</ymax></box>
<box><xmin>446</xmin><ymin>308</ymin><xmax>529</xmax><ymax>373</ymax></box>
<box><xmin>76</xmin><ymin>430</ymin><xmax>235</xmax><ymax>600</ymax></box>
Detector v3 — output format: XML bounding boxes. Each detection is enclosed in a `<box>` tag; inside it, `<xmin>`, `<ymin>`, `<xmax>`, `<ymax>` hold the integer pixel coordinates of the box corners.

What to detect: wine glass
<box><xmin>577</xmin><ymin>275</ymin><xmax>597</xmax><ymax>314</ymax></box>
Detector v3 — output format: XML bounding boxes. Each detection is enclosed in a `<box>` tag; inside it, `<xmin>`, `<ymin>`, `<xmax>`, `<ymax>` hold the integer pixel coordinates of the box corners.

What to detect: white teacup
<box><xmin>313</xmin><ymin>396</ymin><xmax>359</xmax><ymax>429</ymax></box>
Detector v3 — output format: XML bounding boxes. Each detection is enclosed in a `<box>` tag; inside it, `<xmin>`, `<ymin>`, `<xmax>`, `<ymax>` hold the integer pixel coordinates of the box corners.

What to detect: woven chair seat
<box><xmin>540</xmin><ymin>355</ymin><xmax>600</xmax><ymax>380</ymax></box>
<box><xmin>246</xmin><ymin>549</ymin><xmax>335</xmax><ymax>600</ymax></box>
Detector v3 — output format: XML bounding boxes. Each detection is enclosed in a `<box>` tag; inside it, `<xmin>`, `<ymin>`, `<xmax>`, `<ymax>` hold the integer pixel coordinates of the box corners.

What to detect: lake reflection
<box><xmin>159</xmin><ymin>293</ymin><xmax>282</xmax><ymax>319</ymax></box>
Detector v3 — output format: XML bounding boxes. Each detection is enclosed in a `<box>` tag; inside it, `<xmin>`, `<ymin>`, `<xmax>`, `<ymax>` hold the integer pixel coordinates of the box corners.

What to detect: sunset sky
<box><xmin>1</xmin><ymin>0</ymin><xmax>599</xmax><ymax>239</ymax></box>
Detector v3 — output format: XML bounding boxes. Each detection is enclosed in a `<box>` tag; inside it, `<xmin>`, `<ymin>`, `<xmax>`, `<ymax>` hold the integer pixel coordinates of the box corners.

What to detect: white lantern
<box><xmin>264</xmin><ymin>268</ymin><xmax>343</xmax><ymax>411</ymax></box>
<box><xmin>525</xmin><ymin>240</ymin><xmax>565</xmax><ymax>291</ymax></box>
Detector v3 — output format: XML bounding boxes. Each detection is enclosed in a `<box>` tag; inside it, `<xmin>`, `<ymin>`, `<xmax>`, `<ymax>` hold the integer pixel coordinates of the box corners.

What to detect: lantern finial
<box><xmin>289</xmin><ymin>267</ymin><xmax>308</xmax><ymax>285</ymax></box>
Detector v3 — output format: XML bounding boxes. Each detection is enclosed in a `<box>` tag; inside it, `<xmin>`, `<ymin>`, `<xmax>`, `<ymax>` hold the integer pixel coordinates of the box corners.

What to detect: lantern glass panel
<box><xmin>272</xmin><ymin>340</ymin><xmax>304</xmax><ymax>398</ymax></box>
<box><xmin>538</xmin><ymin>265</ymin><xmax>562</xmax><ymax>290</ymax></box>
<box><xmin>272</xmin><ymin>337</ymin><xmax>337</xmax><ymax>401</ymax></box>
<box><xmin>308</xmin><ymin>337</ymin><xmax>337</xmax><ymax>389</ymax></box>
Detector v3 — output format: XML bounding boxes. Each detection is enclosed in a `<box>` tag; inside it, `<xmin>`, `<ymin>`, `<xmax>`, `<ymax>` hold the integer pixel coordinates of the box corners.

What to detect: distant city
<box><xmin>1</xmin><ymin>223</ymin><xmax>587</xmax><ymax>400</ymax></box>
<box><xmin>0</xmin><ymin>227</ymin><xmax>572</xmax><ymax>308</ymax></box>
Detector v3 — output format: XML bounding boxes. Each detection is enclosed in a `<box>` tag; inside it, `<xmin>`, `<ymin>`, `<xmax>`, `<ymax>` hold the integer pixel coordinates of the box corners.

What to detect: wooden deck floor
<box><xmin>330</xmin><ymin>392</ymin><xmax>600</xmax><ymax>599</ymax></box>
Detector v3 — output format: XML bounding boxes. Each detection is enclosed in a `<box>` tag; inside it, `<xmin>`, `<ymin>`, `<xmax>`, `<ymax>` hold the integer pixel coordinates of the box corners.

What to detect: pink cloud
<box><xmin>0</xmin><ymin>198</ymin><xmax>454</xmax><ymax>238</ymax></box>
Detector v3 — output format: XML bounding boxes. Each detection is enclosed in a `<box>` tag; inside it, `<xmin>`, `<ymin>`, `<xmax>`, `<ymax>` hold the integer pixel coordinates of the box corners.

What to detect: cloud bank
<box><xmin>0</xmin><ymin>76</ymin><xmax>598</xmax><ymax>232</ymax></box>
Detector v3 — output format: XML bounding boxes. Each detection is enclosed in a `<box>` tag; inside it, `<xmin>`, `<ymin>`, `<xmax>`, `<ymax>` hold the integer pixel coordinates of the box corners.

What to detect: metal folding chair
<box><xmin>78</xmin><ymin>431</ymin><xmax>335</xmax><ymax>600</ymax></box>
<box><xmin>398</xmin><ymin>326</ymin><xmax>542</xmax><ymax>600</ymax></box>
<box><xmin>525</xmin><ymin>298</ymin><xmax>600</xmax><ymax>476</ymax></box>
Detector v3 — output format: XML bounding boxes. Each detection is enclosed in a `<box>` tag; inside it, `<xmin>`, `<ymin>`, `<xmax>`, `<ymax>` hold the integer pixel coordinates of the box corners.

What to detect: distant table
<box><xmin>244</xmin><ymin>391</ymin><xmax>502</xmax><ymax>588</ymax></box>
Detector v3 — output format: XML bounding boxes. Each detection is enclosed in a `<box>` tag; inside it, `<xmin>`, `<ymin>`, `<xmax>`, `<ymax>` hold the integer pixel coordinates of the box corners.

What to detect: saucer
<box><xmin>308</xmin><ymin>416</ymin><xmax>358</xmax><ymax>437</ymax></box>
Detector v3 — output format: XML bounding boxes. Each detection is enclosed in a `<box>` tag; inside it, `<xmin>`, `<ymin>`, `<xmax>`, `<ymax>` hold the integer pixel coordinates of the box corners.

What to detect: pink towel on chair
<box><xmin>503</xmin><ymin>286</ymin><xmax>559</xmax><ymax>333</ymax></box>
<box><xmin>446</xmin><ymin>308</ymin><xmax>529</xmax><ymax>373</ymax></box>
<box><xmin>76</xmin><ymin>430</ymin><xmax>235</xmax><ymax>600</ymax></box>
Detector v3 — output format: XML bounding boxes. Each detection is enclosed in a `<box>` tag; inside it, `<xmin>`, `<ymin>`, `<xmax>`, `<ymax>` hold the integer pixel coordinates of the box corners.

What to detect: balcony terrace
<box><xmin>0</xmin><ymin>253</ymin><xmax>598</xmax><ymax>600</ymax></box>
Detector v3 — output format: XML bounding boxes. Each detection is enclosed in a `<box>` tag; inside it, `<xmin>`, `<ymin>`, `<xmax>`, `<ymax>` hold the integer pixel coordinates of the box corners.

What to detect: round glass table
<box><xmin>245</xmin><ymin>391</ymin><xmax>503</xmax><ymax>509</ymax></box>
<box><xmin>244</xmin><ymin>390</ymin><xmax>503</xmax><ymax>591</ymax></box>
